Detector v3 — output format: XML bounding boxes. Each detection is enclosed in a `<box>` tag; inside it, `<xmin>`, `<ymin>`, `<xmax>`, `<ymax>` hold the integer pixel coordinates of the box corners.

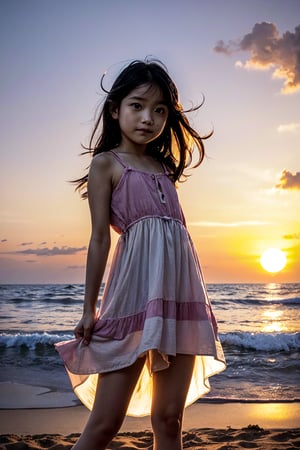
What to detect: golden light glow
<box><xmin>260</xmin><ymin>248</ymin><xmax>287</xmax><ymax>273</ymax></box>
<box><xmin>261</xmin><ymin>309</ymin><xmax>285</xmax><ymax>333</ymax></box>
<box><xmin>250</xmin><ymin>403</ymin><xmax>298</xmax><ymax>426</ymax></box>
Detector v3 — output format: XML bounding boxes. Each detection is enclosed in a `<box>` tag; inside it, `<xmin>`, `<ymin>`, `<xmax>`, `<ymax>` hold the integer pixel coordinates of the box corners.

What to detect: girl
<box><xmin>56</xmin><ymin>59</ymin><xmax>225</xmax><ymax>450</ymax></box>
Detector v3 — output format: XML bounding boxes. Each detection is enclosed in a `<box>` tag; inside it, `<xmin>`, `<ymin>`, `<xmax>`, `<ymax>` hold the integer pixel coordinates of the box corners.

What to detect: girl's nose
<box><xmin>142</xmin><ymin>111</ymin><xmax>153</xmax><ymax>125</ymax></box>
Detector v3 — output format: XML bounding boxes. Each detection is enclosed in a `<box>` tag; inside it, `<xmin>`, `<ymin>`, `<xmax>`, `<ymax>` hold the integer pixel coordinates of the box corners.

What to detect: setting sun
<box><xmin>260</xmin><ymin>248</ymin><xmax>287</xmax><ymax>273</ymax></box>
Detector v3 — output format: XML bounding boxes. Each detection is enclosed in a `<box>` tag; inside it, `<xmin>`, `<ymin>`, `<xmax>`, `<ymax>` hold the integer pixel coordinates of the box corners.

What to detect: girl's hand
<box><xmin>74</xmin><ymin>312</ymin><xmax>97</xmax><ymax>346</ymax></box>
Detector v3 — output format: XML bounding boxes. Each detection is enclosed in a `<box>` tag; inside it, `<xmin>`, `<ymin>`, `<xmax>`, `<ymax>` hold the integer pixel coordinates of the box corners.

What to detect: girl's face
<box><xmin>111</xmin><ymin>83</ymin><xmax>169</xmax><ymax>150</ymax></box>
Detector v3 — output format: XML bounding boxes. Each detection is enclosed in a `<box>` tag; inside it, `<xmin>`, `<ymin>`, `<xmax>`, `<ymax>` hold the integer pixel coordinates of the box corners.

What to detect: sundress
<box><xmin>55</xmin><ymin>151</ymin><xmax>226</xmax><ymax>416</ymax></box>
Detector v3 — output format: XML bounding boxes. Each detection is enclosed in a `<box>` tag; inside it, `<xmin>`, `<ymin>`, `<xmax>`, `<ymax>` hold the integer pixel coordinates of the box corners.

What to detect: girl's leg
<box><xmin>72</xmin><ymin>357</ymin><xmax>145</xmax><ymax>450</ymax></box>
<box><xmin>151</xmin><ymin>354</ymin><xmax>195</xmax><ymax>450</ymax></box>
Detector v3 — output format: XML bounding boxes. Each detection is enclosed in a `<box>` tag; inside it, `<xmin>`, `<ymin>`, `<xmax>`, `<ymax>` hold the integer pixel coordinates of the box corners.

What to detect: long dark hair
<box><xmin>75</xmin><ymin>59</ymin><xmax>212</xmax><ymax>198</ymax></box>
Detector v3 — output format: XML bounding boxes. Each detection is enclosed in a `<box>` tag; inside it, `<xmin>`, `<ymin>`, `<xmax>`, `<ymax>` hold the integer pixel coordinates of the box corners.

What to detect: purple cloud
<box><xmin>13</xmin><ymin>246</ymin><xmax>87</xmax><ymax>256</ymax></box>
<box><xmin>276</xmin><ymin>170</ymin><xmax>300</xmax><ymax>190</ymax></box>
<box><xmin>214</xmin><ymin>22</ymin><xmax>300</xmax><ymax>93</ymax></box>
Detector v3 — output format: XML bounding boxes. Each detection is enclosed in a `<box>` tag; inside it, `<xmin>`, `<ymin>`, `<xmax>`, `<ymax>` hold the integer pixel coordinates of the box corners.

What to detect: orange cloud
<box><xmin>214</xmin><ymin>22</ymin><xmax>300</xmax><ymax>94</ymax></box>
<box><xmin>283</xmin><ymin>232</ymin><xmax>300</xmax><ymax>240</ymax></box>
<box><xmin>275</xmin><ymin>169</ymin><xmax>300</xmax><ymax>190</ymax></box>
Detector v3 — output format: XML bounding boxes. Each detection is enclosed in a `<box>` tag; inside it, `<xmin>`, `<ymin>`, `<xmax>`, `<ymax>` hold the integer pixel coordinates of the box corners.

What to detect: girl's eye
<box><xmin>155</xmin><ymin>106</ymin><xmax>167</xmax><ymax>114</ymax></box>
<box><xmin>131</xmin><ymin>103</ymin><xmax>142</xmax><ymax>110</ymax></box>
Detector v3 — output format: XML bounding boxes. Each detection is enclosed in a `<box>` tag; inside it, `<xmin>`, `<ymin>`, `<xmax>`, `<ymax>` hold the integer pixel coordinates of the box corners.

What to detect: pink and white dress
<box><xmin>56</xmin><ymin>151</ymin><xmax>226</xmax><ymax>416</ymax></box>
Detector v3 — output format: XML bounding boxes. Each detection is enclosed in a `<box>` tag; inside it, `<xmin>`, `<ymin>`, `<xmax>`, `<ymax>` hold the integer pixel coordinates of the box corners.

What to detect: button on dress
<box><xmin>56</xmin><ymin>151</ymin><xmax>226</xmax><ymax>416</ymax></box>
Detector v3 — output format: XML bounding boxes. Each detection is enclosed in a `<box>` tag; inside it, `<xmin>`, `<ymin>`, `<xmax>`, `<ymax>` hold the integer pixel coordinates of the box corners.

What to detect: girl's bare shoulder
<box><xmin>90</xmin><ymin>151</ymin><xmax>124</xmax><ymax>188</ymax></box>
<box><xmin>91</xmin><ymin>151</ymin><xmax>114</xmax><ymax>170</ymax></box>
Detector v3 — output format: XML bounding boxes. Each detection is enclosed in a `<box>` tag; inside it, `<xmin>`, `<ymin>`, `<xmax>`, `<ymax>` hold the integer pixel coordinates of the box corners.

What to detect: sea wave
<box><xmin>220</xmin><ymin>331</ymin><xmax>300</xmax><ymax>352</ymax></box>
<box><xmin>231</xmin><ymin>297</ymin><xmax>300</xmax><ymax>306</ymax></box>
<box><xmin>1</xmin><ymin>331</ymin><xmax>299</xmax><ymax>352</ymax></box>
<box><xmin>3</xmin><ymin>296</ymin><xmax>84</xmax><ymax>305</ymax></box>
<box><xmin>0</xmin><ymin>332</ymin><xmax>73</xmax><ymax>350</ymax></box>
<box><xmin>3</xmin><ymin>295</ymin><xmax>299</xmax><ymax>308</ymax></box>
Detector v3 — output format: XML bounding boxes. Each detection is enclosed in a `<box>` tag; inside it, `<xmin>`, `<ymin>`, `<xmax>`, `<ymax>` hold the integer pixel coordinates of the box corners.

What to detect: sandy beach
<box><xmin>1</xmin><ymin>427</ymin><xmax>300</xmax><ymax>449</ymax></box>
<box><xmin>0</xmin><ymin>382</ymin><xmax>299</xmax><ymax>449</ymax></box>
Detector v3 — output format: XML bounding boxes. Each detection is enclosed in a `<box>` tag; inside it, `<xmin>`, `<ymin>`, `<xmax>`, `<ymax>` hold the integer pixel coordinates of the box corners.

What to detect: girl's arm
<box><xmin>74</xmin><ymin>153</ymin><xmax>112</xmax><ymax>345</ymax></box>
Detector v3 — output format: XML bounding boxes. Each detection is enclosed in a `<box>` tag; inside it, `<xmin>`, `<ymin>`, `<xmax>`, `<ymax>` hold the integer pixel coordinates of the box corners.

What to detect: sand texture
<box><xmin>1</xmin><ymin>426</ymin><xmax>300</xmax><ymax>449</ymax></box>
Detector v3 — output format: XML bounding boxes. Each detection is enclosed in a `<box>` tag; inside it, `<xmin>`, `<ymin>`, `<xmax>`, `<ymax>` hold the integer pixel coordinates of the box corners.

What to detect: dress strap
<box><xmin>110</xmin><ymin>150</ymin><xmax>169</xmax><ymax>174</ymax></box>
<box><xmin>109</xmin><ymin>150</ymin><xmax>128</xmax><ymax>168</ymax></box>
<box><xmin>161</xmin><ymin>162</ymin><xmax>169</xmax><ymax>175</ymax></box>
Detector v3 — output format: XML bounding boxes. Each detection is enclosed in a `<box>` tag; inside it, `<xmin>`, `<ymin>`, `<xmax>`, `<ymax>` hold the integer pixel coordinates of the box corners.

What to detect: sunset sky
<box><xmin>1</xmin><ymin>0</ymin><xmax>299</xmax><ymax>284</ymax></box>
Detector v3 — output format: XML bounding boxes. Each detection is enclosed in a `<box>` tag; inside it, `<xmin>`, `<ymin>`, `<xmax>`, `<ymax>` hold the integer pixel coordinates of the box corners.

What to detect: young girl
<box><xmin>56</xmin><ymin>59</ymin><xmax>225</xmax><ymax>450</ymax></box>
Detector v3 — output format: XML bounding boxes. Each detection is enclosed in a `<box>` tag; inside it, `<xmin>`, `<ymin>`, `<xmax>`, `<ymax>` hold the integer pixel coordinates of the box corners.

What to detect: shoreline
<box><xmin>0</xmin><ymin>383</ymin><xmax>299</xmax><ymax>449</ymax></box>
<box><xmin>1</xmin><ymin>401</ymin><xmax>299</xmax><ymax>434</ymax></box>
<box><xmin>1</xmin><ymin>403</ymin><xmax>300</xmax><ymax>432</ymax></box>
<box><xmin>1</xmin><ymin>381</ymin><xmax>299</xmax><ymax>409</ymax></box>
<box><xmin>1</xmin><ymin>406</ymin><xmax>299</xmax><ymax>450</ymax></box>
<box><xmin>1</xmin><ymin>382</ymin><xmax>300</xmax><ymax>432</ymax></box>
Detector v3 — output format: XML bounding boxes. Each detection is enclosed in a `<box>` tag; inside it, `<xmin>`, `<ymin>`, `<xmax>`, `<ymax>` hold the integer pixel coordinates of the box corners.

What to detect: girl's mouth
<box><xmin>136</xmin><ymin>128</ymin><xmax>152</xmax><ymax>134</ymax></box>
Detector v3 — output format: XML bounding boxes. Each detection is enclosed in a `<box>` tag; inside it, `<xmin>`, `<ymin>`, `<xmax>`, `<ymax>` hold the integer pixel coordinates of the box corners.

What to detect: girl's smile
<box><xmin>111</xmin><ymin>83</ymin><xmax>169</xmax><ymax>151</ymax></box>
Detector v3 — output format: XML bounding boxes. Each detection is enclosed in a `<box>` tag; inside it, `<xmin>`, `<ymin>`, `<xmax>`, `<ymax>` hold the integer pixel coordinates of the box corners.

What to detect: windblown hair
<box><xmin>74</xmin><ymin>59</ymin><xmax>212</xmax><ymax>198</ymax></box>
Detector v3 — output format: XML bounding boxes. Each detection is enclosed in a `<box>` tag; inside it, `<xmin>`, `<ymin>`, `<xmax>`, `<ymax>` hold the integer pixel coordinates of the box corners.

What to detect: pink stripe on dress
<box><xmin>93</xmin><ymin>299</ymin><xmax>217</xmax><ymax>340</ymax></box>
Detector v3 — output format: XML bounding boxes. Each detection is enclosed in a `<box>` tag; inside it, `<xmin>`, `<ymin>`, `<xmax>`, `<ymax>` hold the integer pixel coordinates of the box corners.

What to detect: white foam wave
<box><xmin>220</xmin><ymin>332</ymin><xmax>300</xmax><ymax>352</ymax></box>
<box><xmin>0</xmin><ymin>332</ymin><xmax>73</xmax><ymax>350</ymax></box>
<box><xmin>1</xmin><ymin>331</ymin><xmax>299</xmax><ymax>352</ymax></box>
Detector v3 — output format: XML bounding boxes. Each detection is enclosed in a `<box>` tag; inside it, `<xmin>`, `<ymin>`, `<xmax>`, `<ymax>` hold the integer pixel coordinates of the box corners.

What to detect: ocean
<box><xmin>0</xmin><ymin>283</ymin><xmax>299</xmax><ymax>405</ymax></box>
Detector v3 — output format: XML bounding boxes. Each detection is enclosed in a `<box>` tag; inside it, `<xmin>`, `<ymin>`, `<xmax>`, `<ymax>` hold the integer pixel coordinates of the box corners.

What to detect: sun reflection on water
<box><xmin>261</xmin><ymin>308</ymin><xmax>286</xmax><ymax>332</ymax></box>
